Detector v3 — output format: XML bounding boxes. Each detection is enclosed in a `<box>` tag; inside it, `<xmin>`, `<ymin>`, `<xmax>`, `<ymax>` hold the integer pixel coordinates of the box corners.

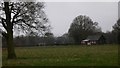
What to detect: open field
<box><xmin>2</xmin><ymin>44</ymin><xmax>118</xmax><ymax>66</ymax></box>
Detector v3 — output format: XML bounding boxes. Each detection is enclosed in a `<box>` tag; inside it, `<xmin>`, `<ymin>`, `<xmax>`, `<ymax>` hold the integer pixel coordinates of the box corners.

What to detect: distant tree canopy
<box><xmin>55</xmin><ymin>33</ymin><xmax>74</xmax><ymax>45</ymax></box>
<box><xmin>0</xmin><ymin>2</ymin><xmax>50</xmax><ymax>59</ymax></box>
<box><xmin>45</xmin><ymin>32</ymin><xmax>54</xmax><ymax>37</ymax></box>
<box><xmin>12</xmin><ymin>35</ymin><xmax>55</xmax><ymax>46</ymax></box>
<box><xmin>104</xmin><ymin>31</ymin><xmax>118</xmax><ymax>44</ymax></box>
<box><xmin>68</xmin><ymin>15</ymin><xmax>102</xmax><ymax>44</ymax></box>
<box><xmin>113</xmin><ymin>19</ymin><xmax>120</xmax><ymax>44</ymax></box>
<box><xmin>113</xmin><ymin>19</ymin><xmax>120</xmax><ymax>31</ymax></box>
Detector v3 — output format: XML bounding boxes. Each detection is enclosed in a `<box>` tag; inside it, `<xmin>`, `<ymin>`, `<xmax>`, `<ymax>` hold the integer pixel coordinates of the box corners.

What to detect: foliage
<box><xmin>104</xmin><ymin>31</ymin><xmax>118</xmax><ymax>44</ymax></box>
<box><xmin>44</xmin><ymin>32</ymin><xmax>54</xmax><ymax>37</ymax></box>
<box><xmin>113</xmin><ymin>19</ymin><xmax>120</xmax><ymax>32</ymax></box>
<box><xmin>102</xmin><ymin>18</ymin><xmax>120</xmax><ymax>44</ymax></box>
<box><xmin>12</xmin><ymin>35</ymin><xmax>55</xmax><ymax>46</ymax></box>
<box><xmin>68</xmin><ymin>15</ymin><xmax>102</xmax><ymax>44</ymax></box>
<box><xmin>112</xmin><ymin>19</ymin><xmax>120</xmax><ymax>44</ymax></box>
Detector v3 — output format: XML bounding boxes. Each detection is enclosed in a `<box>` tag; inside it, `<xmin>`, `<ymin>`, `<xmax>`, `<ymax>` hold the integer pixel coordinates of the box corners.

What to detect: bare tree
<box><xmin>0</xmin><ymin>1</ymin><xmax>50</xmax><ymax>59</ymax></box>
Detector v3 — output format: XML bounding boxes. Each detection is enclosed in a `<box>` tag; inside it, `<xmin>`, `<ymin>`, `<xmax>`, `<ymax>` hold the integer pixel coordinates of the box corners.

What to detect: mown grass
<box><xmin>2</xmin><ymin>44</ymin><xmax>118</xmax><ymax>66</ymax></box>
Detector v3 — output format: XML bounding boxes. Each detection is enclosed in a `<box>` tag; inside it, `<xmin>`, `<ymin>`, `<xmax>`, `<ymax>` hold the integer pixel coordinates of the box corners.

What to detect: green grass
<box><xmin>2</xmin><ymin>44</ymin><xmax>118</xmax><ymax>66</ymax></box>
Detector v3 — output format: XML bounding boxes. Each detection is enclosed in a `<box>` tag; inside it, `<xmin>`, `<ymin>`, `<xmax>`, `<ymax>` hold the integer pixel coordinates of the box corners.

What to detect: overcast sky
<box><xmin>44</xmin><ymin>2</ymin><xmax>118</xmax><ymax>36</ymax></box>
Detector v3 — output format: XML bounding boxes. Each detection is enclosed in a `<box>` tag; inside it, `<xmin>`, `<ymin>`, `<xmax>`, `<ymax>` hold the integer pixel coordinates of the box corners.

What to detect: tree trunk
<box><xmin>118</xmin><ymin>31</ymin><xmax>120</xmax><ymax>44</ymax></box>
<box><xmin>4</xmin><ymin>2</ymin><xmax>16</xmax><ymax>59</ymax></box>
<box><xmin>6</xmin><ymin>31</ymin><xmax>16</xmax><ymax>59</ymax></box>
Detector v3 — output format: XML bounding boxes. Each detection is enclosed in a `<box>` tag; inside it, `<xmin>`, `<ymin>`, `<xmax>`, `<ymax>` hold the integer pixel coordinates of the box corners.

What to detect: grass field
<box><xmin>2</xmin><ymin>44</ymin><xmax>118</xmax><ymax>66</ymax></box>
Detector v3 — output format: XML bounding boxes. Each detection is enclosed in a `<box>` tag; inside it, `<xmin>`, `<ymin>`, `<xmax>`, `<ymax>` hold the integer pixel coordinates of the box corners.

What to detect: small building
<box><xmin>81</xmin><ymin>35</ymin><xmax>106</xmax><ymax>45</ymax></box>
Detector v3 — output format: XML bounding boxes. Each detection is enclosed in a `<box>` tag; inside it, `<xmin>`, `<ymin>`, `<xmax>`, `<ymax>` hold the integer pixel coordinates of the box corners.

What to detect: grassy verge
<box><xmin>2</xmin><ymin>44</ymin><xmax>118</xmax><ymax>66</ymax></box>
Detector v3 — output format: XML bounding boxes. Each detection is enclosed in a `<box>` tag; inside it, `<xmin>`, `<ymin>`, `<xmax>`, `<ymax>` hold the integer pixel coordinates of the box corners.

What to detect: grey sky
<box><xmin>44</xmin><ymin>2</ymin><xmax>118</xmax><ymax>36</ymax></box>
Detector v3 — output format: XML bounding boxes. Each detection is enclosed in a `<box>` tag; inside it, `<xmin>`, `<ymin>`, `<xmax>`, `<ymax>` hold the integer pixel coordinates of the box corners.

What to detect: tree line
<box><xmin>2</xmin><ymin>33</ymin><xmax>75</xmax><ymax>47</ymax></box>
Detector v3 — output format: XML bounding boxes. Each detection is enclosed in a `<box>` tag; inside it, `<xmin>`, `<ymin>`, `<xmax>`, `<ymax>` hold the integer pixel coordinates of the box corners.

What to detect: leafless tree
<box><xmin>0</xmin><ymin>1</ymin><xmax>50</xmax><ymax>59</ymax></box>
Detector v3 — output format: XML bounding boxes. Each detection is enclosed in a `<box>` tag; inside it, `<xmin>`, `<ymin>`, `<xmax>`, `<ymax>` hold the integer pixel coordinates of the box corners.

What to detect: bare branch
<box><xmin>11</xmin><ymin>3</ymin><xmax>29</xmax><ymax>24</ymax></box>
<box><xmin>0</xmin><ymin>17</ymin><xmax>7</xmax><ymax>31</ymax></box>
<box><xmin>2</xmin><ymin>31</ymin><xmax>7</xmax><ymax>38</ymax></box>
<box><xmin>13</xmin><ymin>19</ymin><xmax>25</xmax><ymax>24</ymax></box>
<box><xmin>14</xmin><ymin>19</ymin><xmax>36</xmax><ymax>29</ymax></box>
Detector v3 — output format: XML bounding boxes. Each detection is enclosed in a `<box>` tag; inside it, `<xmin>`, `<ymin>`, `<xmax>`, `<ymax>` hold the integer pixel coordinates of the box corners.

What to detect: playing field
<box><xmin>2</xmin><ymin>44</ymin><xmax>118</xmax><ymax>66</ymax></box>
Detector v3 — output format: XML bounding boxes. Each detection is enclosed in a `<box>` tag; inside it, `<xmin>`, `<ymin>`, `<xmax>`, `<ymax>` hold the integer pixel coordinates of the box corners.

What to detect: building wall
<box><xmin>98</xmin><ymin>36</ymin><xmax>106</xmax><ymax>44</ymax></box>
